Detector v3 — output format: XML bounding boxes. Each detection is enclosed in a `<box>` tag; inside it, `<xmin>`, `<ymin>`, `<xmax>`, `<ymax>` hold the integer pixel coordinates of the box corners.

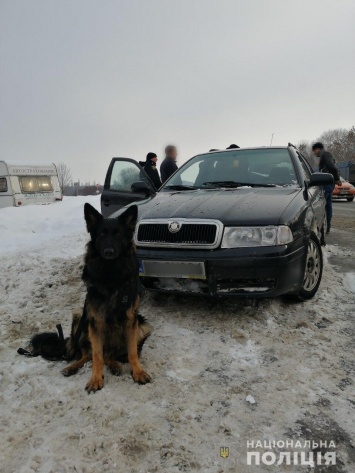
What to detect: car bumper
<box><xmin>137</xmin><ymin>239</ymin><xmax>308</xmax><ymax>298</ymax></box>
<box><xmin>332</xmin><ymin>189</ymin><xmax>355</xmax><ymax>198</ymax></box>
<box><xmin>332</xmin><ymin>194</ymin><xmax>354</xmax><ymax>199</ymax></box>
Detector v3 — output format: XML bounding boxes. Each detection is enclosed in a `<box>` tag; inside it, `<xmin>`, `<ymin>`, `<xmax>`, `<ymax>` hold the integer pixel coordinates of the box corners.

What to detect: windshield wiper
<box><xmin>202</xmin><ymin>181</ymin><xmax>238</xmax><ymax>187</ymax></box>
<box><xmin>241</xmin><ymin>183</ymin><xmax>277</xmax><ymax>187</ymax></box>
<box><xmin>164</xmin><ymin>185</ymin><xmax>197</xmax><ymax>191</ymax></box>
<box><xmin>202</xmin><ymin>181</ymin><xmax>276</xmax><ymax>188</ymax></box>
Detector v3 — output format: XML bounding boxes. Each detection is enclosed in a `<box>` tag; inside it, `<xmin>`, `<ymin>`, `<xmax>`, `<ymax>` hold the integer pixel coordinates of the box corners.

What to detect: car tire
<box><xmin>346</xmin><ymin>197</ymin><xmax>354</xmax><ymax>202</ymax></box>
<box><xmin>289</xmin><ymin>234</ymin><xmax>323</xmax><ymax>302</ymax></box>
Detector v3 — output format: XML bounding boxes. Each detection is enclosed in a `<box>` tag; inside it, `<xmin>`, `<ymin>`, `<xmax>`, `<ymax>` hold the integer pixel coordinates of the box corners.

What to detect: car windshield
<box><xmin>163</xmin><ymin>149</ymin><xmax>299</xmax><ymax>190</ymax></box>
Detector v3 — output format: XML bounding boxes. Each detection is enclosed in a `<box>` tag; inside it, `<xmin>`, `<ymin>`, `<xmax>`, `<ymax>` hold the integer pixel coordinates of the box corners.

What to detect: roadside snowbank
<box><xmin>0</xmin><ymin>196</ymin><xmax>100</xmax><ymax>257</ymax></box>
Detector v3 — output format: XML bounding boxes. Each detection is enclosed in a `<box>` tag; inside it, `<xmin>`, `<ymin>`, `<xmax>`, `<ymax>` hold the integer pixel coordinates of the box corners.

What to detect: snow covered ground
<box><xmin>0</xmin><ymin>197</ymin><xmax>354</xmax><ymax>472</ymax></box>
<box><xmin>0</xmin><ymin>196</ymin><xmax>101</xmax><ymax>258</ymax></box>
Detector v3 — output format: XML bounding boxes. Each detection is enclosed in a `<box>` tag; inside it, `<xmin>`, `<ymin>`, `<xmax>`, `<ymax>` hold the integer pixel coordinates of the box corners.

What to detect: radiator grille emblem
<box><xmin>168</xmin><ymin>221</ymin><xmax>181</xmax><ymax>233</ymax></box>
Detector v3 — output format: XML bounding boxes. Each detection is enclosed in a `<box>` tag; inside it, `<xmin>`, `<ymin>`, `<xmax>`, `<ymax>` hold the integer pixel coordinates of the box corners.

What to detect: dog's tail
<box><xmin>17</xmin><ymin>325</ymin><xmax>67</xmax><ymax>361</ymax></box>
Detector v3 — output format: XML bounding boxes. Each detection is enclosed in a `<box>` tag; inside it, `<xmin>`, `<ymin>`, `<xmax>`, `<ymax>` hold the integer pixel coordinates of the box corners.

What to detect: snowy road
<box><xmin>0</xmin><ymin>197</ymin><xmax>354</xmax><ymax>472</ymax></box>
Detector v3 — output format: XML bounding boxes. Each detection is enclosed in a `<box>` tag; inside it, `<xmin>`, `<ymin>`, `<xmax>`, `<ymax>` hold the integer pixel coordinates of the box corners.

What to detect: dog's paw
<box><xmin>132</xmin><ymin>369</ymin><xmax>151</xmax><ymax>385</ymax></box>
<box><xmin>85</xmin><ymin>376</ymin><xmax>104</xmax><ymax>393</ymax></box>
<box><xmin>62</xmin><ymin>367</ymin><xmax>78</xmax><ymax>377</ymax></box>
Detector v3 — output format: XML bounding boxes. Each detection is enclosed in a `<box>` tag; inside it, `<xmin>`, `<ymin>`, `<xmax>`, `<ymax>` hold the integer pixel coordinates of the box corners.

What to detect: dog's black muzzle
<box><xmin>103</xmin><ymin>248</ymin><xmax>116</xmax><ymax>259</ymax></box>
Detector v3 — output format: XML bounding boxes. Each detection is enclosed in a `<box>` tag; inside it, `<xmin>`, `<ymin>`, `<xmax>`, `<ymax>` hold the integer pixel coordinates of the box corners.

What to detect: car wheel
<box><xmin>346</xmin><ymin>197</ymin><xmax>354</xmax><ymax>202</ymax></box>
<box><xmin>291</xmin><ymin>234</ymin><xmax>323</xmax><ymax>301</ymax></box>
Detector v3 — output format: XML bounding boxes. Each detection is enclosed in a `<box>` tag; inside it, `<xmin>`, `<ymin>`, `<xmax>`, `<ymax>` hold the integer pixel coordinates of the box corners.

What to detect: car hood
<box><xmin>136</xmin><ymin>187</ymin><xmax>301</xmax><ymax>226</ymax></box>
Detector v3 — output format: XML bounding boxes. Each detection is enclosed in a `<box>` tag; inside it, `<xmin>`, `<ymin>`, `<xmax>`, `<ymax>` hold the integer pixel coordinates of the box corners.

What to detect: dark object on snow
<box><xmin>18</xmin><ymin>324</ymin><xmax>67</xmax><ymax>361</ymax></box>
<box><xmin>226</xmin><ymin>144</ymin><xmax>240</xmax><ymax>149</ymax></box>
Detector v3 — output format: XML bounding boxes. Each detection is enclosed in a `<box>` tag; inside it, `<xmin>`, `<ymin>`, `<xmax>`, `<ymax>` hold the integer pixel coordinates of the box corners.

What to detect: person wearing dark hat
<box><xmin>144</xmin><ymin>152</ymin><xmax>162</xmax><ymax>190</ymax></box>
<box><xmin>226</xmin><ymin>144</ymin><xmax>240</xmax><ymax>149</ymax></box>
<box><xmin>160</xmin><ymin>145</ymin><xmax>178</xmax><ymax>183</ymax></box>
<box><xmin>312</xmin><ymin>142</ymin><xmax>341</xmax><ymax>234</ymax></box>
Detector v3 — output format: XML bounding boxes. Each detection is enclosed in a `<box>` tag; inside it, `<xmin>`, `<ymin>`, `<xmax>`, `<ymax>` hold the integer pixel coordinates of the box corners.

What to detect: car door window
<box><xmin>110</xmin><ymin>160</ymin><xmax>150</xmax><ymax>191</ymax></box>
<box><xmin>297</xmin><ymin>153</ymin><xmax>312</xmax><ymax>180</ymax></box>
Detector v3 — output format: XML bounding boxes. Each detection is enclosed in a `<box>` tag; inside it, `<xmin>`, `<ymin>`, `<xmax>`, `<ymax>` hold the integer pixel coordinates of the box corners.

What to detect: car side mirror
<box><xmin>308</xmin><ymin>172</ymin><xmax>334</xmax><ymax>188</ymax></box>
<box><xmin>131</xmin><ymin>181</ymin><xmax>155</xmax><ymax>196</ymax></box>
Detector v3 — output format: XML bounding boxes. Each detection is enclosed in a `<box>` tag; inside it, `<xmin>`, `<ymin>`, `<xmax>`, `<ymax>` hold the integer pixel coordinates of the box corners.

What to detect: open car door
<box><xmin>101</xmin><ymin>158</ymin><xmax>156</xmax><ymax>217</ymax></box>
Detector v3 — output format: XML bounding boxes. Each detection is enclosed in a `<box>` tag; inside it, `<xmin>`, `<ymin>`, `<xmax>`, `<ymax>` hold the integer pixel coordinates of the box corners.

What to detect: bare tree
<box><xmin>318</xmin><ymin>126</ymin><xmax>355</xmax><ymax>163</ymax></box>
<box><xmin>298</xmin><ymin>126</ymin><xmax>355</xmax><ymax>165</ymax></box>
<box><xmin>56</xmin><ymin>162</ymin><xmax>73</xmax><ymax>193</ymax></box>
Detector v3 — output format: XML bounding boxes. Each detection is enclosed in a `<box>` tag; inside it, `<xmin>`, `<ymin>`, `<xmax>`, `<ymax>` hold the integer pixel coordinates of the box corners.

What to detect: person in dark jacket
<box><xmin>160</xmin><ymin>145</ymin><xmax>178</xmax><ymax>183</ymax></box>
<box><xmin>143</xmin><ymin>152</ymin><xmax>162</xmax><ymax>190</ymax></box>
<box><xmin>312</xmin><ymin>142</ymin><xmax>341</xmax><ymax>233</ymax></box>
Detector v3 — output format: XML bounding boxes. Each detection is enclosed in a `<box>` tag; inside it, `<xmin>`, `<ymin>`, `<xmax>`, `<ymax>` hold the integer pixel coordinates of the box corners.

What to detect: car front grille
<box><xmin>135</xmin><ymin>219</ymin><xmax>223</xmax><ymax>249</ymax></box>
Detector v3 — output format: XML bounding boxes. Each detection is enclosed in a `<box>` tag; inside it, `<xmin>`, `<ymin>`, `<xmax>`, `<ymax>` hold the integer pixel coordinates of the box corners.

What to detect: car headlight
<box><xmin>221</xmin><ymin>225</ymin><xmax>293</xmax><ymax>248</ymax></box>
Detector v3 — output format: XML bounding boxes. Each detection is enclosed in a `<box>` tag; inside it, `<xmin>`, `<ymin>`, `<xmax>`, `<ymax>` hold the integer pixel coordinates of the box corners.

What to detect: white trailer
<box><xmin>0</xmin><ymin>162</ymin><xmax>62</xmax><ymax>209</ymax></box>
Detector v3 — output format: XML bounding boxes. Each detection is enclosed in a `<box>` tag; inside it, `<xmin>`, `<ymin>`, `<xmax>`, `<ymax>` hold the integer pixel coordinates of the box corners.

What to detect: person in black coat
<box><xmin>160</xmin><ymin>145</ymin><xmax>178</xmax><ymax>183</ymax></box>
<box><xmin>143</xmin><ymin>152</ymin><xmax>162</xmax><ymax>190</ymax></box>
<box><xmin>312</xmin><ymin>142</ymin><xmax>341</xmax><ymax>233</ymax></box>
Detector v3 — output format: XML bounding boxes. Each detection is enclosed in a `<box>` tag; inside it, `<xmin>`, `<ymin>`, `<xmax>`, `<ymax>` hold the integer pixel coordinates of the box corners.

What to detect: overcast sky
<box><xmin>1</xmin><ymin>0</ymin><xmax>354</xmax><ymax>183</ymax></box>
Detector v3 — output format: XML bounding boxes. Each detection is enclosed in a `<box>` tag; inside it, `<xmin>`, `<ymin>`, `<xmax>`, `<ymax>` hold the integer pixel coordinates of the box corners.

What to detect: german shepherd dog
<box><xmin>28</xmin><ymin>203</ymin><xmax>152</xmax><ymax>393</ymax></box>
<box><xmin>66</xmin><ymin>203</ymin><xmax>152</xmax><ymax>392</ymax></box>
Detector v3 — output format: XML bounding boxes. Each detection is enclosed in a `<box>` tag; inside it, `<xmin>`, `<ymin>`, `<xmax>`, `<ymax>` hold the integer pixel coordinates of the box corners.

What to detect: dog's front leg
<box><xmin>126</xmin><ymin>307</ymin><xmax>151</xmax><ymax>385</ymax></box>
<box><xmin>86</xmin><ymin>319</ymin><xmax>105</xmax><ymax>393</ymax></box>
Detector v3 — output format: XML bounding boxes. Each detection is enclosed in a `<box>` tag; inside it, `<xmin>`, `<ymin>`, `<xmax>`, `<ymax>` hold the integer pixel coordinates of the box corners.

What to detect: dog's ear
<box><xmin>84</xmin><ymin>203</ymin><xmax>103</xmax><ymax>233</ymax></box>
<box><xmin>119</xmin><ymin>205</ymin><xmax>138</xmax><ymax>231</ymax></box>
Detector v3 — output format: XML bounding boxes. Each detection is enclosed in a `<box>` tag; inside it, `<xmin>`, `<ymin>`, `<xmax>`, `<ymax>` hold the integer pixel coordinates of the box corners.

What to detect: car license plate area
<box><xmin>139</xmin><ymin>260</ymin><xmax>206</xmax><ymax>279</ymax></box>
